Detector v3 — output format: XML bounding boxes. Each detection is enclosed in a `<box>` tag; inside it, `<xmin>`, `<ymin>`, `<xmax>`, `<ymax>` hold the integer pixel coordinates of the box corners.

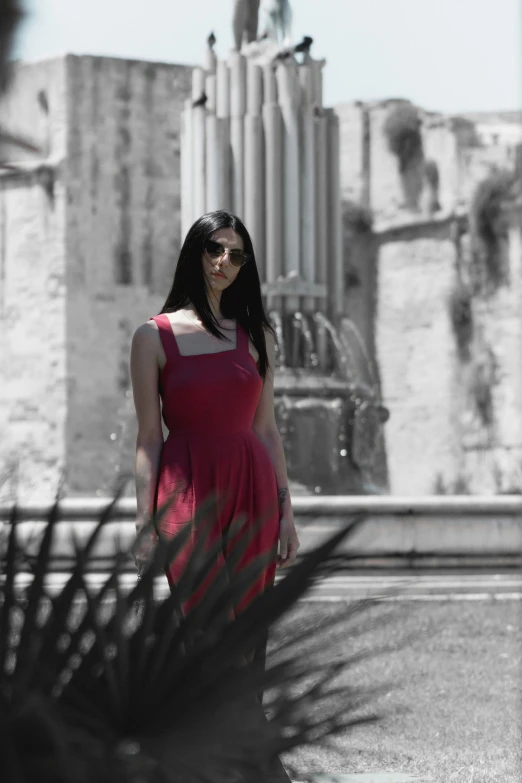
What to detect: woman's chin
<box><xmin>209</xmin><ymin>277</ymin><xmax>229</xmax><ymax>290</ymax></box>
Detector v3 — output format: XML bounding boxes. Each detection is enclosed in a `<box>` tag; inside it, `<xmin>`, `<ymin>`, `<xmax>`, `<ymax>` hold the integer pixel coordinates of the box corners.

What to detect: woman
<box><xmin>130</xmin><ymin>209</ymin><xmax>300</xmax><ymax>615</ymax></box>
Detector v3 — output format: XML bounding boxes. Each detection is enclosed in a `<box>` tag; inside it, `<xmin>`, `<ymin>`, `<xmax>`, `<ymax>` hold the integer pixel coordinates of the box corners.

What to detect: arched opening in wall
<box><xmin>383</xmin><ymin>103</ymin><xmax>424</xmax><ymax>212</ymax></box>
<box><xmin>469</xmin><ymin>169</ymin><xmax>517</xmax><ymax>293</ymax></box>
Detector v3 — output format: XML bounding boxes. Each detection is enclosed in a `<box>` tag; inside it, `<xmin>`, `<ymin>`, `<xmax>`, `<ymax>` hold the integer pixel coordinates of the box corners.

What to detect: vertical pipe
<box><xmin>192</xmin><ymin>66</ymin><xmax>206</xmax><ymax>101</ymax></box>
<box><xmin>180</xmin><ymin>101</ymin><xmax>193</xmax><ymax>240</ymax></box>
<box><xmin>204</xmin><ymin>45</ymin><xmax>217</xmax><ymax>74</ymax></box>
<box><xmin>229</xmin><ymin>51</ymin><xmax>246</xmax><ymax>217</ymax></box>
<box><xmin>205</xmin><ymin>113</ymin><xmax>220</xmax><ymax>212</ymax></box>
<box><xmin>192</xmin><ymin>106</ymin><xmax>206</xmax><ymax>218</ymax></box>
<box><xmin>326</xmin><ymin>109</ymin><xmax>344</xmax><ymax>318</ymax></box>
<box><xmin>310</xmin><ymin>58</ymin><xmax>325</xmax><ymax>107</ymax></box>
<box><xmin>192</xmin><ymin>68</ymin><xmax>206</xmax><ymax>218</ymax></box>
<box><xmin>205</xmin><ymin>73</ymin><xmax>217</xmax><ymax>113</ymax></box>
<box><xmin>244</xmin><ymin>61</ymin><xmax>265</xmax><ymax>278</ymax></box>
<box><xmin>216</xmin><ymin>60</ymin><xmax>232</xmax><ymax>211</ymax></box>
<box><xmin>205</xmin><ymin>72</ymin><xmax>219</xmax><ymax>212</ymax></box>
<box><xmin>276</xmin><ymin>60</ymin><xmax>301</xmax><ymax>313</ymax></box>
<box><xmin>315</xmin><ymin>110</ymin><xmax>329</xmax><ymax>368</ymax></box>
<box><xmin>300</xmin><ymin>61</ymin><xmax>316</xmax><ymax>313</ymax></box>
<box><xmin>216</xmin><ymin>59</ymin><xmax>231</xmax><ymax>118</ymax></box>
<box><xmin>262</xmin><ymin>64</ymin><xmax>283</xmax><ymax>309</ymax></box>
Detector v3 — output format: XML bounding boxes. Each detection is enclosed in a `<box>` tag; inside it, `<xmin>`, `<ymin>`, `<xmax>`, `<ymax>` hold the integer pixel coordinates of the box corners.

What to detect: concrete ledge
<box><xmin>309</xmin><ymin>775</ymin><xmax>432</xmax><ymax>782</ymax></box>
<box><xmin>3</xmin><ymin>494</ymin><xmax>522</xmax><ymax>520</ymax></box>
<box><xmin>1</xmin><ymin>496</ymin><xmax>521</xmax><ymax>569</ymax></box>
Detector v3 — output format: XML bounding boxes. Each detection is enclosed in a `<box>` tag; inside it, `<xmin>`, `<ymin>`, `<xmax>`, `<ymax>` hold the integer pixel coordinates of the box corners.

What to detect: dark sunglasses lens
<box><xmin>205</xmin><ymin>240</ymin><xmax>222</xmax><ymax>258</ymax></box>
<box><xmin>230</xmin><ymin>251</ymin><xmax>249</xmax><ymax>267</ymax></box>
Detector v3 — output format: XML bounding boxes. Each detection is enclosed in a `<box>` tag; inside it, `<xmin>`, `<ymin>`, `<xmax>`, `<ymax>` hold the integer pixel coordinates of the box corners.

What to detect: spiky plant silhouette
<box><xmin>0</xmin><ymin>0</ymin><xmax>42</xmax><ymax>165</ymax></box>
<box><xmin>0</xmin><ymin>484</ymin><xmax>410</xmax><ymax>783</ymax></box>
<box><xmin>0</xmin><ymin>5</ymin><xmax>412</xmax><ymax>778</ymax></box>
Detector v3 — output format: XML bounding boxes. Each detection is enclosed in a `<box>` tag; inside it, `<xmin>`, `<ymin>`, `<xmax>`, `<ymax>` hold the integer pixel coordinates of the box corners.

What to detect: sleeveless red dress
<box><xmin>149</xmin><ymin>314</ymin><xmax>280</xmax><ymax>615</ymax></box>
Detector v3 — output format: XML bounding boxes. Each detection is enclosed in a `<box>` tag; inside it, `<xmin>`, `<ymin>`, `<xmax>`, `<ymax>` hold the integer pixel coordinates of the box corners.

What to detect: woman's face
<box><xmin>202</xmin><ymin>228</ymin><xmax>244</xmax><ymax>296</ymax></box>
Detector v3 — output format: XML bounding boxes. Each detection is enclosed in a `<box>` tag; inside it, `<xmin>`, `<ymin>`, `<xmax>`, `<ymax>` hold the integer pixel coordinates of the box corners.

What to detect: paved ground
<box><xmin>294</xmin><ymin>572</ymin><xmax>522</xmax><ymax>601</ymax></box>
<box><xmin>276</xmin><ymin>599</ymin><xmax>521</xmax><ymax>783</ymax></box>
<box><xmin>20</xmin><ymin>570</ymin><xmax>522</xmax><ymax>601</ymax></box>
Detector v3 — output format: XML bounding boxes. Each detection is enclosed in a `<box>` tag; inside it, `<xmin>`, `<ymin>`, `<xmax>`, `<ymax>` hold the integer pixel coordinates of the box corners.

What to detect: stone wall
<box><xmin>337</xmin><ymin>94</ymin><xmax>522</xmax><ymax>495</ymax></box>
<box><xmin>0</xmin><ymin>59</ymin><xmax>69</xmax><ymax>503</ymax></box>
<box><xmin>63</xmin><ymin>56</ymin><xmax>192</xmax><ymax>495</ymax></box>
<box><xmin>0</xmin><ymin>171</ymin><xmax>68</xmax><ymax>502</ymax></box>
<box><xmin>459</xmin><ymin>213</ymin><xmax>522</xmax><ymax>494</ymax></box>
<box><xmin>2</xmin><ymin>54</ymin><xmax>520</xmax><ymax>500</ymax></box>
<box><xmin>367</xmin><ymin>101</ymin><xmax>407</xmax><ymax>222</ymax></box>
<box><xmin>375</xmin><ymin>223</ymin><xmax>462</xmax><ymax>495</ymax></box>
<box><xmin>421</xmin><ymin>115</ymin><xmax>461</xmax><ymax>213</ymax></box>
<box><xmin>374</xmin><ymin>212</ymin><xmax>522</xmax><ymax>495</ymax></box>
<box><xmin>0</xmin><ymin>55</ymin><xmax>192</xmax><ymax>500</ymax></box>
<box><xmin>0</xmin><ymin>57</ymin><xmax>68</xmax><ymax>162</ymax></box>
<box><xmin>335</xmin><ymin>102</ymin><xmax>368</xmax><ymax>205</ymax></box>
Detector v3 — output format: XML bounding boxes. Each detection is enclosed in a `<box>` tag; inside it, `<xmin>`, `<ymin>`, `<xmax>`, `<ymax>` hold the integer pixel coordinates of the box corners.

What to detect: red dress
<box><xmin>149</xmin><ymin>314</ymin><xmax>280</xmax><ymax>615</ymax></box>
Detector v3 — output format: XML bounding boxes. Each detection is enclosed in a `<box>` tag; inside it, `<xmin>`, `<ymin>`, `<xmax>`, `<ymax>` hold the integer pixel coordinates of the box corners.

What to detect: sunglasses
<box><xmin>204</xmin><ymin>239</ymin><xmax>250</xmax><ymax>268</ymax></box>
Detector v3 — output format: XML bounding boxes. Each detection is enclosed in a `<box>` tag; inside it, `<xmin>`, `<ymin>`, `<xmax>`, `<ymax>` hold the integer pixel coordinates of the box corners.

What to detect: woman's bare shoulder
<box><xmin>133</xmin><ymin>319</ymin><xmax>160</xmax><ymax>343</ymax></box>
<box><xmin>131</xmin><ymin>319</ymin><xmax>166</xmax><ymax>371</ymax></box>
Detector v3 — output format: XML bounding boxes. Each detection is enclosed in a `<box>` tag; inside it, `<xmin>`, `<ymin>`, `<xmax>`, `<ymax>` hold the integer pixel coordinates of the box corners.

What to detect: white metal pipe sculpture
<box><xmin>180</xmin><ymin>6</ymin><xmax>343</xmax><ymax>321</ymax></box>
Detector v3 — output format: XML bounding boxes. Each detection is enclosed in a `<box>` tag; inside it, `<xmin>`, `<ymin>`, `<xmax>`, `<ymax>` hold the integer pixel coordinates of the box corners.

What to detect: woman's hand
<box><xmin>132</xmin><ymin>522</ymin><xmax>158</xmax><ymax>576</ymax></box>
<box><xmin>277</xmin><ymin>513</ymin><xmax>300</xmax><ymax>569</ymax></box>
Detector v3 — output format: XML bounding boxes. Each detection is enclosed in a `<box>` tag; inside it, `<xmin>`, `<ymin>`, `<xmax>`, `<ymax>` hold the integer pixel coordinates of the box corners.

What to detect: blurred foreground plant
<box><xmin>0</xmin><ymin>488</ymin><xmax>410</xmax><ymax>782</ymax></box>
<box><xmin>0</xmin><ymin>0</ymin><xmax>43</xmax><ymax>162</ymax></box>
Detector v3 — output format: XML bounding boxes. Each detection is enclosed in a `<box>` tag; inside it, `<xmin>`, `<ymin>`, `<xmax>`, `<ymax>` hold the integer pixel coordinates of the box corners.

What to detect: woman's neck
<box><xmin>190</xmin><ymin>293</ymin><xmax>224</xmax><ymax>322</ymax></box>
<box><xmin>206</xmin><ymin>290</ymin><xmax>224</xmax><ymax>321</ymax></box>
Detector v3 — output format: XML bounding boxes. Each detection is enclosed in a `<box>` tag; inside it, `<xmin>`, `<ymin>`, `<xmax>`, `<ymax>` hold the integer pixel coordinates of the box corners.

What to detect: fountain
<box><xmin>105</xmin><ymin>2</ymin><xmax>390</xmax><ymax>496</ymax></box>
<box><xmin>270</xmin><ymin>309</ymin><xmax>389</xmax><ymax>494</ymax></box>
<box><xmin>180</xmin><ymin>2</ymin><xmax>391</xmax><ymax>494</ymax></box>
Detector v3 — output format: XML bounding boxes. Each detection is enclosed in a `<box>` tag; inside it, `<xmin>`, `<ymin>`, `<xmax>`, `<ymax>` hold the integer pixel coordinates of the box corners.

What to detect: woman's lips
<box><xmin>213</xmin><ymin>272</ymin><xmax>226</xmax><ymax>278</ymax></box>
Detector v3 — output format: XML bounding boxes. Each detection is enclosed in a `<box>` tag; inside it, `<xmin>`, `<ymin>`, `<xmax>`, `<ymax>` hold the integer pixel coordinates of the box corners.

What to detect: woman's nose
<box><xmin>217</xmin><ymin>250</ymin><xmax>231</xmax><ymax>266</ymax></box>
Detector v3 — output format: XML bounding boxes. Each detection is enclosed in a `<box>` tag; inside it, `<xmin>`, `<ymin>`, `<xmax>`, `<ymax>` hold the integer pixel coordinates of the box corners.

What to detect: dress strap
<box><xmin>149</xmin><ymin>314</ymin><xmax>181</xmax><ymax>360</ymax></box>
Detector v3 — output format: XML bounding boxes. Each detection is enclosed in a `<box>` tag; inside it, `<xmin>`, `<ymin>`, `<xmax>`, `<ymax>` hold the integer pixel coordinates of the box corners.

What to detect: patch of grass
<box><xmin>281</xmin><ymin>600</ymin><xmax>521</xmax><ymax>783</ymax></box>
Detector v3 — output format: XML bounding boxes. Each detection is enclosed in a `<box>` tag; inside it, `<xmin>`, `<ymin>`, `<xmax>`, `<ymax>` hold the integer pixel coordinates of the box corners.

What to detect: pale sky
<box><xmin>14</xmin><ymin>0</ymin><xmax>522</xmax><ymax>114</ymax></box>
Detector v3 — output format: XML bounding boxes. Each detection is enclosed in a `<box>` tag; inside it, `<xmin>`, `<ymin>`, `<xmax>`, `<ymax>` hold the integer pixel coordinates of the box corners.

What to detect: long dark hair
<box><xmin>159</xmin><ymin>210</ymin><xmax>275</xmax><ymax>379</ymax></box>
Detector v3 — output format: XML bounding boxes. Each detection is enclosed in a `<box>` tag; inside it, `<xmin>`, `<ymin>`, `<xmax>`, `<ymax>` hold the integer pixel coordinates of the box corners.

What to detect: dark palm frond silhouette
<box><xmin>0</xmin><ymin>485</ymin><xmax>410</xmax><ymax>783</ymax></box>
<box><xmin>0</xmin><ymin>0</ymin><xmax>24</xmax><ymax>91</ymax></box>
<box><xmin>0</xmin><ymin>0</ymin><xmax>42</xmax><ymax>167</ymax></box>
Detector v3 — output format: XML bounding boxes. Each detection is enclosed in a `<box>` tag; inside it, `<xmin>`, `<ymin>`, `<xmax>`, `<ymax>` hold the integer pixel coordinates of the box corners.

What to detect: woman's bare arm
<box><xmin>130</xmin><ymin>321</ymin><xmax>164</xmax><ymax>533</ymax></box>
<box><xmin>251</xmin><ymin>329</ymin><xmax>300</xmax><ymax>567</ymax></box>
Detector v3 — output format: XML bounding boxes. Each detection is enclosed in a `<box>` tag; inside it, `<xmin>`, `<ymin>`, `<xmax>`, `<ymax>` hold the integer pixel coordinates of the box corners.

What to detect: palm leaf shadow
<box><xmin>1</xmin><ymin>489</ymin><xmax>417</xmax><ymax>783</ymax></box>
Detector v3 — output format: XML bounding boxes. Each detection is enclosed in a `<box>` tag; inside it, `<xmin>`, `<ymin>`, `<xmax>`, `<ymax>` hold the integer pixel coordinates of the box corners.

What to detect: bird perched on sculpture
<box><xmin>192</xmin><ymin>92</ymin><xmax>208</xmax><ymax>108</ymax></box>
<box><xmin>272</xmin><ymin>48</ymin><xmax>293</xmax><ymax>62</ymax></box>
<box><xmin>207</xmin><ymin>31</ymin><xmax>216</xmax><ymax>49</ymax></box>
<box><xmin>294</xmin><ymin>35</ymin><xmax>313</xmax><ymax>54</ymax></box>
